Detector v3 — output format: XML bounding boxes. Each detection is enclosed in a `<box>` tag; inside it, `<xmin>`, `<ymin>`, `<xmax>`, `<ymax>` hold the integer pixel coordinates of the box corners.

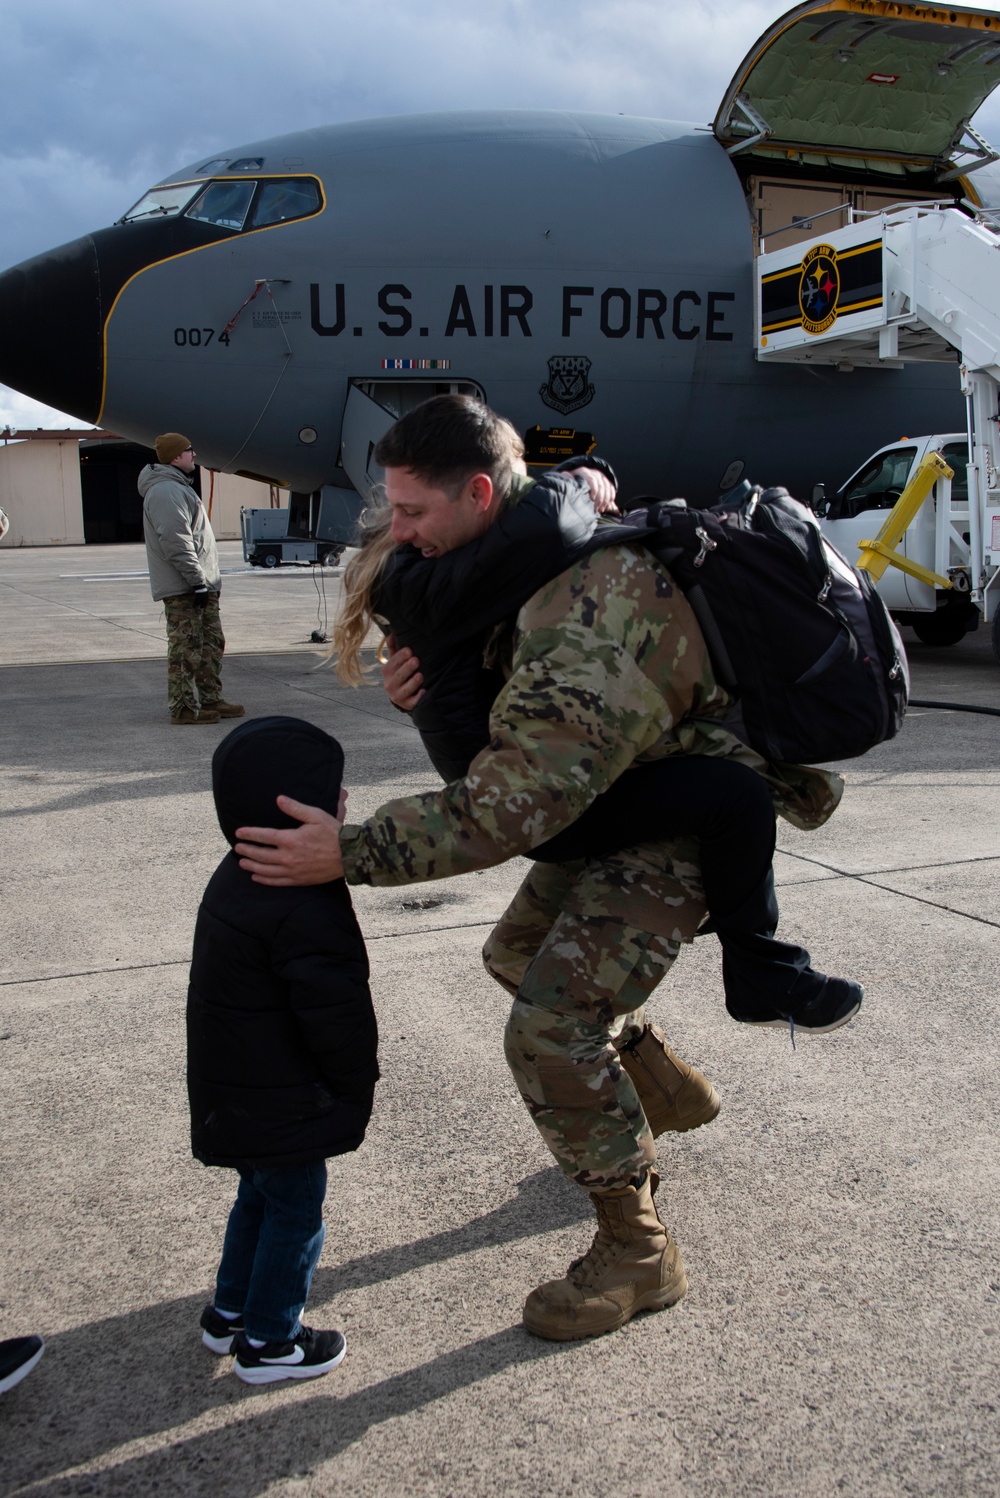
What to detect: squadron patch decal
<box><xmin>760</xmin><ymin>240</ymin><xmax>882</xmax><ymax>338</ymax></box>
<box><xmin>540</xmin><ymin>355</ymin><xmax>595</xmax><ymax>415</ymax></box>
<box><xmin>799</xmin><ymin>245</ymin><xmax>840</xmax><ymax>336</ymax></box>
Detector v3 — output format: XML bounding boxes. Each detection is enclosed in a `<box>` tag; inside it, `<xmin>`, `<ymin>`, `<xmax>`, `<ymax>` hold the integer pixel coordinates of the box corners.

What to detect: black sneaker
<box><xmin>233</xmin><ymin>1325</ymin><xmax>347</xmax><ymax>1385</ymax></box>
<box><xmin>200</xmin><ymin>1304</ymin><xmax>245</xmax><ymax>1355</ymax></box>
<box><xmin>0</xmin><ymin>1335</ymin><xmax>44</xmax><ymax>1395</ymax></box>
<box><xmin>740</xmin><ymin>977</ymin><xmax>864</xmax><ymax>1037</ymax></box>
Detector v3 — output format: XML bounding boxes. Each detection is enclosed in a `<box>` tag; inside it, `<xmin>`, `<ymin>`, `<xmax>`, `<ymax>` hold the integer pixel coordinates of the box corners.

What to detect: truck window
<box><xmin>940</xmin><ymin>442</ymin><xmax>969</xmax><ymax>502</ymax></box>
<box><xmin>830</xmin><ymin>447</ymin><xmax>916</xmax><ymax>520</ymax></box>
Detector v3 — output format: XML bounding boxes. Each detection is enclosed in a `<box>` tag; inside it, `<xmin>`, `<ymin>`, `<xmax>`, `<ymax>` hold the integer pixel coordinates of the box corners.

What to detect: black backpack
<box><xmin>599</xmin><ymin>483</ymin><xmax>909</xmax><ymax>765</ymax></box>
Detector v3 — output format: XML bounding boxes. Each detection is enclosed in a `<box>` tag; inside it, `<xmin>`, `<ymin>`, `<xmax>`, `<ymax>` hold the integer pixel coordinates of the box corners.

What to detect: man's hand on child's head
<box><xmin>235</xmin><ymin>797</ymin><xmax>343</xmax><ymax>886</ymax></box>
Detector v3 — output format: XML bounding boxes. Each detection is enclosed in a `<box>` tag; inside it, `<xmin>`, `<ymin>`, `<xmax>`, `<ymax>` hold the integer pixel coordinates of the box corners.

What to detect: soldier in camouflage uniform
<box><xmin>235</xmin><ymin>398</ymin><xmax>843</xmax><ymax>1341</ymax></box>
<box><xmin>139</xmin><ymin>432</ymin><xmax>244</xmax><ymax>726</ymax></box>
<box><xmin>162</xmin><ymin>592</ymin><xmax>228</xmax><ymax>718</ymax></box>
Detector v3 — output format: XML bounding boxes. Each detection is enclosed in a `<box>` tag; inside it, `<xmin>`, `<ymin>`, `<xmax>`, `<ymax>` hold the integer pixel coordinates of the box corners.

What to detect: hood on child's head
<box><xmin>211</xmin><ymin>716</ymin><xmax>344</xmax><ymax>848</ymax></box>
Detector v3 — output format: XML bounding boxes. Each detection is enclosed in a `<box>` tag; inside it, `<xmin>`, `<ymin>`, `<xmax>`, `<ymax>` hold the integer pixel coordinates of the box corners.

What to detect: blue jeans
<box><xmin>214</xmin><ymin>1161</ymin><xmax>327</xmax><ymax>1343</ymax></box>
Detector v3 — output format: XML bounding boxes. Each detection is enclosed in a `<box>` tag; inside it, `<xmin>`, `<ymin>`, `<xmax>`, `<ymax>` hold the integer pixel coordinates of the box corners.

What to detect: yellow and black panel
<box><xmin>761</xmin><ymin>237</ymin><xmax>882</xmax><ymax>335</ymax></box>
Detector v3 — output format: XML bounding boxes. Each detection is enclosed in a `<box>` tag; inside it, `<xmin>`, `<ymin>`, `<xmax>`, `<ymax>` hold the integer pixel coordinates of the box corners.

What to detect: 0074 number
<box><xmin>173</xmin><ymin>328</ymin><xmax>230</xmax><ymax>347</ymax></box>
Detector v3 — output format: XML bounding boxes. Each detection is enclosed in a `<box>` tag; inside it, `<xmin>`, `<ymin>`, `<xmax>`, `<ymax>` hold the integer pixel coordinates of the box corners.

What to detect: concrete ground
<box><xmin>1</xmin><ymin>541</ymin><xmax>999</xmax><ymax>1498</ymax></box>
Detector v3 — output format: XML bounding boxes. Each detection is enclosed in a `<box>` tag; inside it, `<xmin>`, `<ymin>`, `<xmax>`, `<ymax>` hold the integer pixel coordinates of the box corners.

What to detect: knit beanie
<box><xmin>155</xmin><ymin>432</ymin><xmax>192</xmax><ymax>465</ymax></box>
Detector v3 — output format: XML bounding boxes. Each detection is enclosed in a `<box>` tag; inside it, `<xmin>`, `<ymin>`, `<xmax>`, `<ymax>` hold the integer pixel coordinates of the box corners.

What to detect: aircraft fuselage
<box><xmin>0</xmin><ymin>110</ymin><xmax>966</xmax><ymax>502</ymax></box>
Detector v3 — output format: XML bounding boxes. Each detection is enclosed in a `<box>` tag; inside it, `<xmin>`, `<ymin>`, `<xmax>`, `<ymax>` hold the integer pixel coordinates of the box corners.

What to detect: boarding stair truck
<box><xmin>755</xmin><ymin>199</ymin><xmax>1000</xmax><ymax>662</ymax></box>
<box><xmin>240</xmin><ymin>504</ymin><xmax>342</xmax><ymax>568</ymax></box>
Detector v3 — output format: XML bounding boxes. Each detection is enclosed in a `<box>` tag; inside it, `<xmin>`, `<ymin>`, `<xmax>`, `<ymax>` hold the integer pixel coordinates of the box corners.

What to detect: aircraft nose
<box><xmin>0</xmin><ymin>235</ymin><xmax>103</xmax><ymax>424</ymax></box>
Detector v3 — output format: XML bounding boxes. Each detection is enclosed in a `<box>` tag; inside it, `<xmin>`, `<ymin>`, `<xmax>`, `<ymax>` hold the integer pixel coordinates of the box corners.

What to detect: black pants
<box><xmin>532</xmin><ymin>757</ymin><xmax>815</xmax><ymax>1020</ymax></box>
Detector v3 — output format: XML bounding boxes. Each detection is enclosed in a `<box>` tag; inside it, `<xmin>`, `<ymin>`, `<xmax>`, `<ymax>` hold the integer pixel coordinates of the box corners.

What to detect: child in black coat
<box><xmin>188</xmin><ymin>716</ymin><xmax>378</xmax><ymax>1385</ymax></box>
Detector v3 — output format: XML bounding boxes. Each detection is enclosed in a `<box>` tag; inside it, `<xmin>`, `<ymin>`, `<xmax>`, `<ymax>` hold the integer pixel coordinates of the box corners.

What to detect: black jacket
<box><xmin>373</xmin><ymin>470</ymin><xmax>609</xmax><ymax>780</ymax></box>
<box><xmin>187</xmin><ymin>716</ymin><xmax>379</xmax><ymax>1168</ymax></box>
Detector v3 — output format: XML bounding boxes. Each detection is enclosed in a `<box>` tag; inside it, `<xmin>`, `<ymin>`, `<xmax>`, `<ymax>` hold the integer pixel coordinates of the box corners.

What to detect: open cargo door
<box><xmin>715</xmin><ymin>1</ymin><xmax>1000</xmax><ymax>186</ymax></box>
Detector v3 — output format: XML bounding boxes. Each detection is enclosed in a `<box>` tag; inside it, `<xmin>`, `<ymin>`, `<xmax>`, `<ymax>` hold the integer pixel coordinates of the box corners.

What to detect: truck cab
<box><xmin>819</xmin><ymin>433</ymin><xmax>980</xmax><ymax>646</ymax></box>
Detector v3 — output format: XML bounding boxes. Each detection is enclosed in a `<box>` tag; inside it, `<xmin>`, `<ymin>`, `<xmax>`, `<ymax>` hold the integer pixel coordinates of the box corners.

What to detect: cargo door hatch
<box><xmin>714</xmin><ymin>1</ymin><xmax>1000</xmax><ymax>183</ymax></box>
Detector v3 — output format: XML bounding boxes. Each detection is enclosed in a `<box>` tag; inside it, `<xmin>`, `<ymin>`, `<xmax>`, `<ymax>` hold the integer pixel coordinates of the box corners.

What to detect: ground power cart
<box><xmin>240</xmin><ymin>506</ymin><xmax>342</xmax><ymax>568</ymax></box>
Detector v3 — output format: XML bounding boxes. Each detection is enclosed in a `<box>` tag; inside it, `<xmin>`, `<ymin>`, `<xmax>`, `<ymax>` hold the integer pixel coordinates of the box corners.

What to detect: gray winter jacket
<box><xmin>139</xmin><ymin>464</ymin><xmax>221</xmax><ymax>602</ymax></box>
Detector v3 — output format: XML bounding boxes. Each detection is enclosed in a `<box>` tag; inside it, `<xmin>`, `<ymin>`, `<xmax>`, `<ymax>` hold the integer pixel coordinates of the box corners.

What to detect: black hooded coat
<box><xmin>187</xmin><ymin>716</ymin><xmax>379</xmax><ymax>1169</ymax></box>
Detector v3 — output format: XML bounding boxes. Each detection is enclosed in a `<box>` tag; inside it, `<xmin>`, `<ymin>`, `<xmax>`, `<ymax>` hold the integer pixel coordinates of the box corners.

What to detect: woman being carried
<box><xmin>332</xmin><ymin>434</ymin><xmax>862</xmax><ymax>1040</ymax></box>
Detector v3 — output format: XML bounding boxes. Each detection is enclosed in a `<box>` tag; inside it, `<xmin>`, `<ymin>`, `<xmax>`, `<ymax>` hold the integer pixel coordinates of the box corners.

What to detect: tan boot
<box><xmin>617</xmin><ymin>1022</ymin><xmax>720</xmax><ymax>1136</ymax></box>
<box><xmin>523</xmin><ymin>1172</ymin><xmax>687</xmax><ymax>1341</ymax></box>
<box><xmin>201</xmin><ymin>700</ymin><xmax>245</xmax><ymax>718</ymax></box>
<box><xmin>170</xmin><ymin>707</ymin><xmax>221</xmax><ymax>725</ymax></box>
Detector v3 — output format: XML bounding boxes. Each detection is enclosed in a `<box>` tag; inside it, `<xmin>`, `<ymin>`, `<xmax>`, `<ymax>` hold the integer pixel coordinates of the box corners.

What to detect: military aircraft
<box><xmin>4</xmin><ymin>0</ymin><xmax>1000</xmax><ymax>536</ymax></box>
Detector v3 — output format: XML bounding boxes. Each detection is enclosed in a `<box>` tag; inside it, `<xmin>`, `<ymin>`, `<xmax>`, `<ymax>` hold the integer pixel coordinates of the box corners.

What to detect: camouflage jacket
<box><xmin>340</xmin><ymin>542</ymin><xmax>843</xmax><ymax>889</ymax></box>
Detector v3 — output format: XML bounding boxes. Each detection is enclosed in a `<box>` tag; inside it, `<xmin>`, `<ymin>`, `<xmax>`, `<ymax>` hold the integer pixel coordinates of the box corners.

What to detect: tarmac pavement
<box><xmin>2</xmin><ymin>542</ymin><xmax>1000</xmax><ymax>1497</ymax></box>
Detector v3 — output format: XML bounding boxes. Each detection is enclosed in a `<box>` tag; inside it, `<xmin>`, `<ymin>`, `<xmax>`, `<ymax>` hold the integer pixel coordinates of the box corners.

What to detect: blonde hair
<box><xmin>329</xmin><ymin>502</ymin><xmax>398</xmax><ymax>684</ymax></box>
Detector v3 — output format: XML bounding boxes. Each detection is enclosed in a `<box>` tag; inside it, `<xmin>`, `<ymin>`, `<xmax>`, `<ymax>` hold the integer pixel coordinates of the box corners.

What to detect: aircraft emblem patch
<box><xmin>540</xmin><ymin>355</ymin><xmax>595</xmax><ymax>415</ymax></box>
<box><xmin>798</xmin><ymin>245</ymin><xmax>840</xmax><ymax>335</ymax></box>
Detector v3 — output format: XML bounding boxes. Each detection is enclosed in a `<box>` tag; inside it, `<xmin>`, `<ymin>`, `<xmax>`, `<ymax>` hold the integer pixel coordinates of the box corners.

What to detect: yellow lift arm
<box><xmin>855</xmin><ymin>450</ymin><xmax>955</xmax><ymax>588</ymax></box>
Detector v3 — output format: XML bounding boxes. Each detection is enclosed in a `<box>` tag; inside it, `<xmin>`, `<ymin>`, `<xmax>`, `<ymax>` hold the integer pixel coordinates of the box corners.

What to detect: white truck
<box><xmin>815</xmin><ymin>432</ymin><xmax>984</xmax><ymax>649</ymax></box>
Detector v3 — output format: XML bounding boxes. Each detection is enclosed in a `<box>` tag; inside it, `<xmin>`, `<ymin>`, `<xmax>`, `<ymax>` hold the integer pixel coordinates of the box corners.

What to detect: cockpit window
<box><xmin>186</xmin><ymin>180</ymin><xmax>256</xmax><ymax>230</ymax></box>
<box><xmin>228</xmin><ymin>157</ymin><xmax>264</xmax><ymax>172</ymax></box>
<box><xmin>118</xmin><ymin>175</ymin><xmax>322</xmax><ymax>233</ymax></box>
<box><xmin>248</xmin><ymin>179</ymin><xmax>322</xmax><ymax>228</ymax></box>
<box><xmin>119</xmin><ymin>184</ymin><xmax>199</xmax><ymax>223</ymax></box>
<box><xmin>196</xmin><ymin>159</ymin><xmax>231</xmax><ymax>177</ymax></box>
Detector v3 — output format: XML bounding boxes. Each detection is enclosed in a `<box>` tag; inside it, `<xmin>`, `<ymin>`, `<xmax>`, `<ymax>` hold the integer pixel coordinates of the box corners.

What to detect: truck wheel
<box><xmin>263</xmin><ymin>551</ymin><xmax>279</xmax><ymax>569</ymax></box>
<box><xmin>319</xmin><ymin>546</ymin><xmax>343</xmax><ymax>567</ymax></box>
<box><xmin>911</xmin><ymin>608</ymin><xmax>974</xmax><ymax>647</ymax></box>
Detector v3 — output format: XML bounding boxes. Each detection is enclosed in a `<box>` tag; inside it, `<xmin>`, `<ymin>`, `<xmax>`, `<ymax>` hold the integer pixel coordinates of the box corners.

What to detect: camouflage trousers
<box><xmin>162</xmin><ymin>592</ymin><xmax>225</xmax><ymax>716</ymax></box>
<box><xmin>483</xmin><ymin>840</ymin><xmax>705</xmax><ymax>1193</ymax></box>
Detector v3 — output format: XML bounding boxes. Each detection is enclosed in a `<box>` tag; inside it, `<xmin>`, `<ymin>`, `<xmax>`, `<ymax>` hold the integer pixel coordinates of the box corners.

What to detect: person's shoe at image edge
<box><xmin>0</xmin><ymin>1336</ymin><xmax>44</xmax><ymax>1395</ymax></box>
<box><xmin>523</xmin><ymin>1171</ymin><xmax>686</xmax><ymax>1342</ymax></box>
<box><xmin>232</xmin><ymin>1325</ymin><xmax>347</xmax><ymax>1384</ymax></box>
<box><xmin>171</xmin><ymin>707</ymin><xmax>222</xmax><ymax>725</ymax></box>
<box><xmin>200</xmin><ymin>1304</ymin><xmax>245</xmax><ymax>1354</ymax></box>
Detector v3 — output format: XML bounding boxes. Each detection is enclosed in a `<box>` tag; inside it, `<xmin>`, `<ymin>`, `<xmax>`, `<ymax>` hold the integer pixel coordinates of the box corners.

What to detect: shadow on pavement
<box><xmin>311</xmin><ymin>1166</ymin><xmax>589</xmax><ymax>1300</ymax></box>
<box><xmin>13</xmin><ymin>1328</ymin><xmax>572</xmax><ymax>1498</ymax></box>
<box><xmin>0</xmin><ymin>771</ymin><xmax>194</xmax><ymax>819</ymax></box>
<box><xmin>0</xmin><ymin>1170</ymin><xmax>588</xmax><ymax>1495</ymax></box>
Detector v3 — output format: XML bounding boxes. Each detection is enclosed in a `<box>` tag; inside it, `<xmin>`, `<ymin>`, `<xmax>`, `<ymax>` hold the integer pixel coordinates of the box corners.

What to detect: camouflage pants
<box><xmin>483</xmin><ymin>841</ymin><xmax>705</xmax><ymax>1193</ymax></box>
<box><xmin>162</xmin><ymin>592</ymin><xmax>225</xmax><ymax>715</ymax></box>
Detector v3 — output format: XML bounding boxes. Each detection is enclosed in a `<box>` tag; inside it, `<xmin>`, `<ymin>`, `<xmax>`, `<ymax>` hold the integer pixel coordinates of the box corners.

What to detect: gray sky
<box><xmin>4</xmin><ymin>0</ymin><xmax>1000</xmax><ymax>430</ymax></box>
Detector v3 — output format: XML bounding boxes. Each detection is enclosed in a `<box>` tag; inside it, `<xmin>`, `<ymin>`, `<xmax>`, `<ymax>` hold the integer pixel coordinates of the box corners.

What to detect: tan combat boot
<box><xmin>201</xmin><ymin>700</ymin><xmax>245</xmax><ymax>718</ymax></box>
<box><xmin>617</xmin><ymin>1022</ymin><xmax>720</xmax><ymax>1135</ymax></box>
<box><xmin>523</xmin><ymin>1171</ymin><xmax>687</xmax><ymax>1341</ymax></box>
<box><xmin>170</xmin><ymin>707</ymin><xmax>221</xmax><ymax>725</ymax></box>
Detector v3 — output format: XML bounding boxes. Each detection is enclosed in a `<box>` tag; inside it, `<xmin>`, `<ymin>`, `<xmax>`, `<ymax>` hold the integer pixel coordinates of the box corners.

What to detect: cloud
<box><xmin>0</xmin><ymin>2</ymin><xmax>775</xmax><ymax>260</ymax></box>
